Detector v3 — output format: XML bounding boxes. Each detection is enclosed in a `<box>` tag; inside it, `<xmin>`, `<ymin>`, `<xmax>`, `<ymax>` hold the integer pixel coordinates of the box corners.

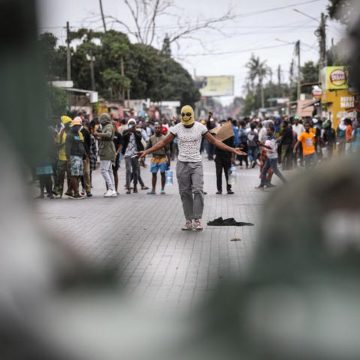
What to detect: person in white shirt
<box><xmin>139</xmin><ymin>105</ymin><xmax>245</xmax><ymax>231</ymax></box>
<box><xmin>292</xmin><ymin>116</ymin><xmax>305</xmax><ymax>166</ymax></box>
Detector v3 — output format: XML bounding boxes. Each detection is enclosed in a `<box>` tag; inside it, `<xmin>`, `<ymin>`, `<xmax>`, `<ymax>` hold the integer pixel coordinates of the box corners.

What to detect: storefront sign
<box><xmin>321</xmin><ymin>66</ymin><xmax>349</xmax><ymax>91</ymax></box>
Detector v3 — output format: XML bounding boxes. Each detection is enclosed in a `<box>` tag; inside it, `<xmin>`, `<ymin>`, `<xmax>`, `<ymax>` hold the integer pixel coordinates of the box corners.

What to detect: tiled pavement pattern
<box><xmin>35</xmin><ymin>158</ymin><xmax>272</xmax><ymax>311</ymax></box>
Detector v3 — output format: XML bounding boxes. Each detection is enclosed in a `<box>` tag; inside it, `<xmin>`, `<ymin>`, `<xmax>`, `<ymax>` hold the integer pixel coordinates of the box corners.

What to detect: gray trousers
<box><xmin>100</xmin><ymin>160</ymin><xmax>115</xmax><ymax>191</ymax></box>
<box><xmin>125</xmin><ymin>156</ymin><xmax>140</xmax><ymax>188</ymax></box>
<box><xmin>176</xmin><ymin>161</ymin><xmax>204</xmax><ymax>220</ymax></box>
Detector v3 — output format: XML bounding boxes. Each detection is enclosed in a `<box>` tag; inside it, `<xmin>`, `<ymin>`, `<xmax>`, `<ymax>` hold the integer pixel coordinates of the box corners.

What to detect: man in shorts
<box><xmin>139</xmin><ymin>105</ymin><xmax>245</xmax><ymax>231</ymax></box>
<box><xmin>147</xmin><ymin>122</ymin><xmax>170</xmax><ymax>195</ymax></box>
<box><xmin>65</xmin><ymin>117</ymin><xmax>86</xmax><ymax>199</ymax></box>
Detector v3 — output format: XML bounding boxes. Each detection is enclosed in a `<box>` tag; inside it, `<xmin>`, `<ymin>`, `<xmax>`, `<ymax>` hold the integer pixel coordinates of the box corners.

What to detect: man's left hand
<box><xmin>233</xmin><ymin>148</ymin><xmax>247</xmax><ymax>156</ymax></box>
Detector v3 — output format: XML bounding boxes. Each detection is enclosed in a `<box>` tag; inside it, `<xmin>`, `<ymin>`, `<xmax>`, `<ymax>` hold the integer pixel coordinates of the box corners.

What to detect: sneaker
<box><xmin>86</xmin><ymin>192</ymin><xmax>93</xmax><ymax>197</ymax></box>
<box><xmin>133</xmin><ymin>187</ymin><xmax>138</xmax><ymax>193</ymax></box>
<box><xmin>110</xmin><ymin>190</ymin><xmax>118</xmax><ymax>197</ymax></box>
<box><xmin>104</xmin><ymin>189</ymin><xmax>113</xmax><ymax>197</ymax></box>
<box><xmin>73</xmin><ymin>194</ymin><xmax>85</xmax><ymax>200</ymax></box>
<box><xmin>227</xmin><ymin>190</ymin><xmax>234</xmax><ymax>195</ymax></box>
<box><xmin>255</xmin><ymin>185</ymin><xmax>265</xmax><ymax>190</ymax></box>
<box><xmin>68</xmin><ymin>193</ymin><xmax>85</xmax><ymax>200</ymax></box>
<box><xmin>160</xmin><ymin>189</ymin><xmax>166</xmax><ymax>195</ymax></box>
<box><xmin>216</xmin><ymin>191</ymin><xmax>222</xmax><ymax>195</ymax></box>
<box><xmin>265</xmin><ymin>183</ymin><xmax>277</xmax><ymax>188</ymax></box>
<box><xmin>64</xmin><ymin>191</ymin><xmax>73</xmax><ymax>197</ymax></box>
<box><xmin>182</xmin><ymin>220</ymin><xmax>193</xmax><ymax>231</ymax></box>
<box><xmin>147</xmin><ymin>190</ymin><xmax>156</xmax><ymax>195</ymax></box>
<box><xmin>80</xmin><ymin>190</ymin><xmax>86</xmax><ymax>196</ymax></box>
<box><xmin>193</xmin><ymin>219</ymin><xmax>203</xmax><ymax>231</ymax></box>
<box><xmin>141</xmin><ymin>186</ymin><xmax>149</xmax><ymax>190</ymax></box>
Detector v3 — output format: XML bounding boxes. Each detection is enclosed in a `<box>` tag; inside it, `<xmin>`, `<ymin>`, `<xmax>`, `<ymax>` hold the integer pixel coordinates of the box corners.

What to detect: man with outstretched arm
<box><xmin>138</xmin><ymin>105</ymin><xmax>246</xmax><ymax>232</ymax></box>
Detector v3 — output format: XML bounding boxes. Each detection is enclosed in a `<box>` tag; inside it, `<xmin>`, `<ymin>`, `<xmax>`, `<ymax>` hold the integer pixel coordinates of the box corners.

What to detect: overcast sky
<box><xmin>38</xmin><ymin>0</ymin><xmax>345</xmax><ymax>101</ymax></box>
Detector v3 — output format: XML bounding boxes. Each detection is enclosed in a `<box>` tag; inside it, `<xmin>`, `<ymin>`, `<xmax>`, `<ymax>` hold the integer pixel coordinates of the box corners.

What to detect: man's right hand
<box><xmin>137</xmin><ymin>151</ymin><xmax>147</xmax><ymax>159</ymax></box>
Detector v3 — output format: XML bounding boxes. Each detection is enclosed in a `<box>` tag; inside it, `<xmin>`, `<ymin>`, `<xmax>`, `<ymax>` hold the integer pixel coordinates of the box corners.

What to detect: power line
<box><xmin>174</xmin><ymin>43</ymin><xmax>293</xmax><ymax>57</ymax></box>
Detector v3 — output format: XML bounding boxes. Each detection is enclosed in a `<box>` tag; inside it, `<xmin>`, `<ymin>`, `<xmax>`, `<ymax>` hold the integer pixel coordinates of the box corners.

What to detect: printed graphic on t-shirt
<box><xmin>170</xmin><ymin>122</ymin><xmax>208</xmax><ymax>162</ymax></box>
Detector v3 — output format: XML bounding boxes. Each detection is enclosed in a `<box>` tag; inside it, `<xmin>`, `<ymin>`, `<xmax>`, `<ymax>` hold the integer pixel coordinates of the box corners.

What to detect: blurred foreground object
<box><xmin>2</xmin><ymin>0</ymin><xmax>360</xmax><ymax>359</ymax></box>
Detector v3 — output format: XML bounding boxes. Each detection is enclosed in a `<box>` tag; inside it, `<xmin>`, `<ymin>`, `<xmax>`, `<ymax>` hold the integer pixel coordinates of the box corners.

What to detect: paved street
<box><xmin>35</xmin><ymin>158</ymin><xmax>270</xmax><ymax>311</ymax></box>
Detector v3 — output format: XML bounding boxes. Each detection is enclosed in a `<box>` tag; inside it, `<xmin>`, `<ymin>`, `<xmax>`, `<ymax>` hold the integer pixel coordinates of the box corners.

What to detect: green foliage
<box><xmin>161</xmin><ymin>35</ymin><xmax>171</xmax><ymax>57</ymax></box>
<box><xmin>47</xmin><ymin>86</ymin><xmax>68</xmax><ymax>121</ymax></box>
<box><xmin>39</xmin><ymin>32</ymin><xmax>66</xmax><ymax>80</ymax></box>
<box><xmin>38</xmin><ymin>29</ymin><xmax>200</xmax><ymax>106</ymax></box>
<box><xmin>301</xmin><ymin>61</ymin><xmax>319</xmax><ymax>94</ymax></box>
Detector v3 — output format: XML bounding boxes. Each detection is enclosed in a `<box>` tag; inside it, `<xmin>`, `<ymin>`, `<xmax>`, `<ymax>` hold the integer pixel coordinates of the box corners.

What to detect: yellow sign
<box><xmin>196</xmin><ymin>76</ymin><xmax>234</xmax><ymax>97</ymax></box>
<box><xmin>321</xmin><ymin>66</ymin><xmax>349</xmax><ymax>91</ymax></box>
<box><xmin>321</xmin><ymin>89</ymin><xmax>357</xmax><ymax>129</ymax></box>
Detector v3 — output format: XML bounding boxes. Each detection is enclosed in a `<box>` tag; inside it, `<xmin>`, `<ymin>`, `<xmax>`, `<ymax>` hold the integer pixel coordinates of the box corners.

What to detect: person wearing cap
<box><xmin>53</xmin><ymin>115</ymin><xmax>72</xmax><ymax>198</ymax></box>
<box><xmin>139</xmin><ymin>105</ymin><xmax>246</xmax><ymax>231</ymax></box>
<box><xmin>65</xmin><ymin>117</ymin><xmax>86</xmax><ymax>199</ymax></box>
<box><xmin>95</xmin><ymin>113</ymin><xmax>117</xmax><ymax>197</ymax></box>
<box><xmin>122</xmin><ymin>118</ymin><xmax>144</xmax><ymax>194</ymax></box>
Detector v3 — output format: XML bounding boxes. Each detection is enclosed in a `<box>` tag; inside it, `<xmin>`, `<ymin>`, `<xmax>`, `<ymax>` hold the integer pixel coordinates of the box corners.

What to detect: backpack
<box><xmin>247</xmin><ymin>131</ymin><xmax>258</xmax><ymax>147</ymax></box>
<box><xmin>239</xmin><ymin>128</ymin><xmax>248</xmax><ymax>145</ymax></box>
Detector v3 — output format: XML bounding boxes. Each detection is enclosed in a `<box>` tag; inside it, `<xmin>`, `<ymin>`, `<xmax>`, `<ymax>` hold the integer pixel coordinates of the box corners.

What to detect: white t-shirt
<box><xmin>264</xmin><ymin>138</ymin><xmax>278</xmax><ymax>159</ymax></box>
<box><xmin>170</xmin><ymin>122</ymin><xmax>208</xmax><ymax>162</ymax></box>
<box><xmin>293</xmin><ymin>124</ymin><xmax>305</xmax><ymax>138</ymax></box>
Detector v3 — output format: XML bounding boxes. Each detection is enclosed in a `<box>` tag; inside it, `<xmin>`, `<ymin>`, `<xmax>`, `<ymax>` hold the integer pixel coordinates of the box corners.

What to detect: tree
<box><xmin>105</xmin><ymin>0</ymin><xmax>234</xmax><ymax>47</ymax></box>
<box><xmin>39</xmin><ymin>32</ymin><xmax>67</xmax><ymax>80</ymax></box>
<box><xmin>39</xmin><ymin>29</ymin><xmax>200</xmax><ymax>106</ymax></box>
<box><xmin>301</xmin><ymin>61</ymin><xmax>319</xmax><ymax>94</ymax></box>
<box><xmin>246</xmin><ymin>54</ymin><xmax>271</xmax><ymax>108</ymax></box>
<box><xmin>161</xmin><ymin>34</ymin><xmax>171</xmax><ymax>57</ymax></box>
<box><xmin>328</xmin><ymin>0</ymin><xmax>353</xmax><ymax>25</ymax></box>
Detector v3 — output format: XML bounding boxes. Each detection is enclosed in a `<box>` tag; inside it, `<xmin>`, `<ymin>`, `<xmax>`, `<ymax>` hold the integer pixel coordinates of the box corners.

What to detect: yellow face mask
<box><xmin>181</xmin><ymin>105</ymin><xmax>195</xmax><ymax>126</ymax></box>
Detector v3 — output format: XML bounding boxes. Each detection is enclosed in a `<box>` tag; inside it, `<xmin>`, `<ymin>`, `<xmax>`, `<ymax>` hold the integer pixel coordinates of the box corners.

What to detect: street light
<box><xmin>86</xmin><ymin>53</ymin><xmax>96</xmax><ymax>91</ymax></box>
<box><xmin>293</xmin><ymin>9</ymin><xmax>319</xmax><ymax>23</ymax></box>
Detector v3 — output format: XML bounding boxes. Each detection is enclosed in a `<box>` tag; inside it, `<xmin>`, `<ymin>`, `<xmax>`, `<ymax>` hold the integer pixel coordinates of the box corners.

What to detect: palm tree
<box><xmin>246</xmin><ymin>54</ymin><xmax>271</xmax><ymax>109</ymax></box>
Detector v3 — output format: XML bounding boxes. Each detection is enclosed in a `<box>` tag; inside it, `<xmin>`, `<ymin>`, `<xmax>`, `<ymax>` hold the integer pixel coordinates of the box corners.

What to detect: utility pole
<box><xmin>316</xmin><ymin>12</ymin><xmax>327</xmax><ymax>79</ymax></box>
<box><xmin>120</xmin><ymin>57</ymin><xmax>125</xmax><ymax>103</ymax></box>
<box><xmin>295</xmin><ymin>40</ymin><xmax>301</xmax><ymax>100</ymax></box>
<box><xmin>66</xmin><ymin>21</ymin><xmax>71</xmax><ymax>81</ymax></box>
<box><xmin>99</xmin><ymin>0</ymin><xmax>107</xmax><ymax>32</ymax></box>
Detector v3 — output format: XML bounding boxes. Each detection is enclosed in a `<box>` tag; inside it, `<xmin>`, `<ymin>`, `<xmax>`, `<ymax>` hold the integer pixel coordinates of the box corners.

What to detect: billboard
<box><xmin>195</xmin><ymin>75</ymin><xmax>234</xmax><ymax>97</ymax></box>
<box><xmin>321</xmin><ymin>66</ymin><xmax>349</xmax><ymax>91</ymax></box>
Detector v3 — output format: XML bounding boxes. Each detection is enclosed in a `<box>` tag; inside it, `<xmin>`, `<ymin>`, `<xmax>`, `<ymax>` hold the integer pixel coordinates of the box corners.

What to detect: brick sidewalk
<box><xmin>35</xmin><ymin>157</ymin><xmax>270</xmax><ymax>311</ymax></box>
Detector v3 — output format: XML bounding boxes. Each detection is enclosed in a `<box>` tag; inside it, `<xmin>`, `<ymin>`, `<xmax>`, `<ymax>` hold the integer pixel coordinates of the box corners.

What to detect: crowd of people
<box><xmin>34</xmin><ymin>109</ymin><xmax>360</xmax><ymax>202</ymax></box>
